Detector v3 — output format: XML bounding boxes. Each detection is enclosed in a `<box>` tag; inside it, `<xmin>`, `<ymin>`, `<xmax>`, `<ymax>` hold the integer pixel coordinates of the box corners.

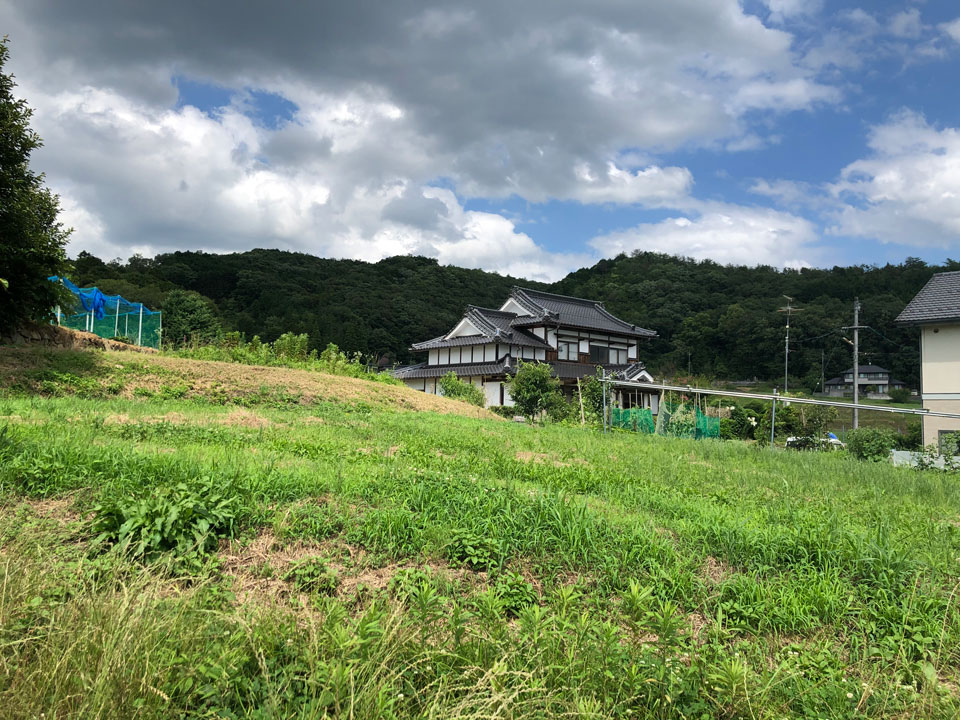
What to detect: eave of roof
<box><xmin>392</xmin><ymin>358</ymin><xmax>512</xmax><ymax>379</ymax></box>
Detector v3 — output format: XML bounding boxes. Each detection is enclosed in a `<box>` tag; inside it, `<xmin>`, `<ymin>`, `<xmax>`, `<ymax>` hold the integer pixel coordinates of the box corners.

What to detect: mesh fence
<box><xmin>611</xmin><ymin>407</ymin><xmax>656</xmax><ymax>433</ymax></box>
<box><xmin>612</xmin><ymin>401</ymin><xmax>719</xmax><ymax>439</ymax></box>
<box><xmin>49</xmin><ymin>276</ymin><xmax>162</xmax><ymax>349</ymax></box>
<box><xmin>58</xmin><ymin>311</ymin><xmax>163</xmax><ymax>349</ymax></box>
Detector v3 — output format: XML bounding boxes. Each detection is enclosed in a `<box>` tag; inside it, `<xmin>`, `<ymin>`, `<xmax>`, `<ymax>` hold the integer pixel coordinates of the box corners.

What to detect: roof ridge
<box><xmin>469</xmin><ymin>305</ymin><xmax>519</xmax><ymax>316</ymax></box>
<box><xmin>514</xmin><ymin>286</ymin><xmax>604</xmax><ymax>306</ymax></box>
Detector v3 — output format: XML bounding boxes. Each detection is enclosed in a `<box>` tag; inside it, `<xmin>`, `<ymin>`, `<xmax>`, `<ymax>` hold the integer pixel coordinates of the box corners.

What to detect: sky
<box><xmin>4</xmin><ymin>0</ymin><xmax>960</xmax><ymax>282</ymax></box>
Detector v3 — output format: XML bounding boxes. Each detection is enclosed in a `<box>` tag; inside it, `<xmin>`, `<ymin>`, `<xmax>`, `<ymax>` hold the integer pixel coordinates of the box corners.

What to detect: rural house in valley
<box><xmin>896</xmin><ymin>270</ymin><xmax>960</xmax><ymax>450</ymax></box>
<box><xmin>395</xmin><ymin>287</ymin><xmax>657</xmax><ymax>408</ymax></box>
<box><xmin>822</xmin><ymin>365</ymin><xmax>907</xmax><ymax>399</ymax></box>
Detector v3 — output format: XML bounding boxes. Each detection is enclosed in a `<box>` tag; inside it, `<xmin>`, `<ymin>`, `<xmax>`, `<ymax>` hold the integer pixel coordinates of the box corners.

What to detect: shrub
<box><xmin>507</xmin><ymin>361</ymin><xmax>564</xmax><ymax>420</ymax></box>
<box><xmin>494</xmin><ymin>571</ymin><xmax>537</xmax><ymax>617</ymax></box>
<box><xmin>445</xmin><ymin>529</ymin><xmax>495</xmax><ymax>570</ymax></box>
<box><xmin>894</xmin><ymin>419</ymin><xmax>922</xmax><ymax>451</ymax></box>
<box><xmin>888</xmin><ymin>387</ymin><xmax>913</xmax><ymax>404</ymax></box>
<box><xmin>89</xmin><ymin>476</ymin><xmax>242</xmax><ymax>569</ymax></box>
<box><xmin>438</xmin><ymin>371</ymin><xmax>485</xmax><ymax>407</ymax></box>
<box><xmin>846</xmin><ymin>428</ymin><xmax>896</xmax><ymax>461</ymax></box>
<box><xmin>161</xmin><ymin>289</ymin><xmax>221</xmax><ymax>347</ymax></box>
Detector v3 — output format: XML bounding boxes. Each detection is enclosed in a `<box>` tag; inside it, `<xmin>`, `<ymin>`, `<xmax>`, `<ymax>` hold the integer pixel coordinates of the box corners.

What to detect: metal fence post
<box><xmin>770</xmin><ymin>389</ymin><xmax>778</xmax><ymax>449</ymax></box>
<box><xmin>602</xmin><ymin>370</ymin><xmax>607</xmax><ymax>434</ymax></box>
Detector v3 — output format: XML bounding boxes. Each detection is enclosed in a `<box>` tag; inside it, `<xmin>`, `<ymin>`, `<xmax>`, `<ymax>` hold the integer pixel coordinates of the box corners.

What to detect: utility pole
<box><xmin>842</xmin><ymin>298</ymin><xmax>866</xmax><ymax>429</ymax></box>
<box><xmin>820</xmin><ymin>348</ymin><xmax>825</xmax><ymax>394</ymax></box>
<box><xmin>777</xmin><ymin>296</ymin><xmax>801</xmax><ymax>394</ymax></box>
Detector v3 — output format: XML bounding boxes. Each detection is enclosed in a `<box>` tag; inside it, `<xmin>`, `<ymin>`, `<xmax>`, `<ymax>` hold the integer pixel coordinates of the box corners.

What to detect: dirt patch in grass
<box><xmin>220</xmin><ymin>531</ymin><xmax>484</xmax><ymax>609</ymax></box>
<box><xmin>103</xmin><ymin>411</ymin><xmax>189</xmax><ymax>425</ymax></box>
<box><xmin>218</xmin><ymin>409</ymin><xmax>274</xmax><ymax>428</ymax></box>
<box><xmin>701</xmin><ymin>556</ymin><xmax>732</xmax><ymax>584</ymax></box>
<box><xmin>17</xmin><ymin>494</ymin><xmax>82</xmax><ymax>526</ymax></box>
<box><xmin>515</xmin><ymin>450</ymin><xmax>587</xmax><ymax>468</ymax></box>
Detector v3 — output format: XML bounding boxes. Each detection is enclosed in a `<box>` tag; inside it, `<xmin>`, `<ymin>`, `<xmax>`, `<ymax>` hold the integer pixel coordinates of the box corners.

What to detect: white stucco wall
<box><xmin>922</xmin><ymin>324</ymin><xmax>960</xmax><ymax>395</ymax></box>
<box><xmin>920</xmin><ymin>323</ymin><xmax>960</xmax><ymax>448</ymax></box>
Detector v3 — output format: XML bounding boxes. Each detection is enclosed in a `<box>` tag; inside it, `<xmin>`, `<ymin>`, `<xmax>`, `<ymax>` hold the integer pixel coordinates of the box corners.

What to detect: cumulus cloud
<box><xmin>0</xmin><ymin>0</ymin><xmax>847</xmax><ymax>276</ymax></box>
<box><xmin>828</xmin><ymin>111</ymin><xmax>960</xmax><ymax>247</ymax></box>
<box><xmin>589</xmin><ymin>203</ymin><xmax>818</xmax><ymax>268</ymax></box>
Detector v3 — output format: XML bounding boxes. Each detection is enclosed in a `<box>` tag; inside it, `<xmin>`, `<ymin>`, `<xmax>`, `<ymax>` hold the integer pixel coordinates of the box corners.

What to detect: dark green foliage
<box><xmin>445</xmin><ymin>528</ymin><xmax>495</xmax><ymax>570</ymax></box>
<box><xmin>578</xmin><ymin>368</ymin><xmax>609</xmax><ymax>422</ymax></box>
<box><xmin>846</xmin><ymin>427</ymin><xmax>897</xmax><ymax>461</ymax></box>
<box><xmin>0</xmin><ymin>39</ymin><xmax>70</xmax><ymax>335</ymax></box>
<box><xmin>437</xmin><ymin>371</ymin><xmax>485</xmax><ymax>407</ymax></box>
<box><xmin>283</xmin><ymin>557</ymin><xmax>338</xmax><ymax>595</ymax></box>
<box><xmin>507</xmin><ymin>361</ymin><xmax>565</xmax><ymax>420</ymax></box>
<box><xmin>895</xmin><ymin>419</ymin><xmax>922</xmax><ymax>451</ymax></box>
<box><xmin>89</xmin><ymin>476</ymin><xmax>242</xmax><ymax>568</ymax></box>
<box><xmin>888</xmin><ymin>387</ymin><xmax>913</xmax><ymax>404</ymax></box>
<box><xmin>161</xmin><ymin>289</ymin><xmax>221</xmax><ymax>346</ymax></box>
<box><xmin>493</xmin><ymin>571</ymin><xmax>537</xmax><ymax>617</ymax></box>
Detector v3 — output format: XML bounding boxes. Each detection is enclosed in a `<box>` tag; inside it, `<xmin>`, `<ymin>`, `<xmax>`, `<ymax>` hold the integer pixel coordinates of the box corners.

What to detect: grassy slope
<box><xmin>1</xmin><ymin>349</ymin><xmax>959</xmax><ymax>718</ymax></box>
<box><xmin>0</xmin><ymin>346</ymin><xmax>494</xmax><ymax>418</ymax></box>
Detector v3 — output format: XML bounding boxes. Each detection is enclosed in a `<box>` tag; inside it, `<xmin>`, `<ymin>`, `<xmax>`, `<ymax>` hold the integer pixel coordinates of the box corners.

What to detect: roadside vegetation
<box><xmin>1</xmin><ymin>347</ymin><xmax>959</xmax><ymax>718</ymax></box>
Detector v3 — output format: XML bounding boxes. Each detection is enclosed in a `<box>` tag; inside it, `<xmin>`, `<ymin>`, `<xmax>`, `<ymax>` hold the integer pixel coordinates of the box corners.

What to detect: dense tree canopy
<box><xmin>68</xmin><ymin>247</ymin><xmax>955</xmax><ymax>388</ymax></box>
<box><xmin>0</xmin><ymin>39</ymin><xmax>69</xmax><ymax>335</ymax></box>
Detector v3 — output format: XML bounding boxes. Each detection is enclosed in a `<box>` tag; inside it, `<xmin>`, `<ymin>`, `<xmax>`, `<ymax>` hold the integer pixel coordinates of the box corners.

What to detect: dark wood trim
<box><xmin>545</xmin><ymin>350</ymin><xmax>558</xmax><ymax>362</ymax></box>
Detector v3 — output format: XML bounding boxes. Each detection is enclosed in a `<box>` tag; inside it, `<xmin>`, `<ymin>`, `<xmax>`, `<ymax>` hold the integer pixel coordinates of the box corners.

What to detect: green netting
<box><xmin>59</xmin><ymin>311</ymin><xmax>163</xmax><ymax>349</ymax></box>
<box><xmin>611</xmin><ymin>407</ymin><xmax>656</xmax><ymax>433</ymax></box>
<box><xmin>654</xmin><ymin>401</ymin><xmax>719</xmax><ymax>439</ymax></box>
<box><xmin>611</xmin><ymin>400</ymin><xmax>720</xmax><ymax>439</ymax></box>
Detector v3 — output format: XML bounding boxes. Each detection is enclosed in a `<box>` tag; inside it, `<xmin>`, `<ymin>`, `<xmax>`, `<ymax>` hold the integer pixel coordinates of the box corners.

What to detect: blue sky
<box><xmin>5</xmin><ymin>0</ymin><xmax>960</xmax><ymax>279</ymax></box>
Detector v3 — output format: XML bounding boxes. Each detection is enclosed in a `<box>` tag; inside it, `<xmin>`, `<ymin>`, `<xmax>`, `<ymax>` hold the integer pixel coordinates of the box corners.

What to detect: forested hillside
<box><xmin>71</xmin><ymin>249</ymin><xmax>960</xmax><ymax>388</ymax></box>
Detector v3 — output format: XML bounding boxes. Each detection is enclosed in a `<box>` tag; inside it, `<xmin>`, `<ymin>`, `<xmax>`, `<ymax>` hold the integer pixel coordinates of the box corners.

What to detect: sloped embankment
<box><xmin>0</xmin><ymin>346</ymin><xmax>496</xmax><ymax>418</ymax></box>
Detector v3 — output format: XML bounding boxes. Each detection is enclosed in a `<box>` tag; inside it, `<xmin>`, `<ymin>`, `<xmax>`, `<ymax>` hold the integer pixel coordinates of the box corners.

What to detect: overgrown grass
<box><xmin>168</xmin><ymin>334</ymin><xmax>401</xmax><ymax>385</ymax></box>
<box><xmin>1</xmin><ymin>381</ymin><xmax>959</xmax><ymax>717</ymax></box>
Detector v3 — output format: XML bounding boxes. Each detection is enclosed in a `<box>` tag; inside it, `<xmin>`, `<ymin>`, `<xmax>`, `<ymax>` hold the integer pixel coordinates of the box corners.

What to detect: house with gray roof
<box><xmin>395</xmin><ymin>287</ymin><xmax>657</xmax><ymax>408</ymax></box>
<box><xmin>895</xmin><ymin>270</ymin><xmax>960</xmax><ymax>450</ymax></box>
<box><xmin>823</xmin><ymin>365</ymin><xmax>906</xmax><ymax>399</ymax></box>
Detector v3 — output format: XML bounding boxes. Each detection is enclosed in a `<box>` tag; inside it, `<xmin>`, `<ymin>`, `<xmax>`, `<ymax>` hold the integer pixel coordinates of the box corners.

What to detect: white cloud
<box><xmin>828</xmin><ymin>111</ymin><xmax>960</xmax><ymax>247</ymax></box>
<box><xmin>889</xmin><ymin>9</ymin><xmax>922</xmax><ymax>39</ymax></box>
<box><xmin>589</xmin><ymin>203</ymin><xmax>818</xmax><ymax>268</ymax></box>
<box><xmin>0</xmin><ymin>0</ymin><xmax>848</xmax><ymax>277</ymax></box>
<box><xmin>941</xmin><ymin>18</ymin><xmax>960</xmax><ymax>43</ymax></box>
<box><xmin>762</xmin><ymin>0</ymin><xmax>823</xmax><ymax>24</ymax></box>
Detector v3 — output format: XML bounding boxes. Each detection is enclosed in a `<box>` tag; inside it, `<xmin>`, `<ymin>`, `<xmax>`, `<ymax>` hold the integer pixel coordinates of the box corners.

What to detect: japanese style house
<box><xmin>394</xmin><ymin>287</ymin><xmax>658</xmax><ymax>408</ymax></box>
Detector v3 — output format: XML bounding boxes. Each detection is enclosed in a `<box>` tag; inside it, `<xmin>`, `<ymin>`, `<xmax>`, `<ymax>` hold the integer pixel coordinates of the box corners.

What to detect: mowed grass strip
<box><xmin>0</xmin><ymin>372</ymin><xmax>959</xmax><ymax>716</ymax></box>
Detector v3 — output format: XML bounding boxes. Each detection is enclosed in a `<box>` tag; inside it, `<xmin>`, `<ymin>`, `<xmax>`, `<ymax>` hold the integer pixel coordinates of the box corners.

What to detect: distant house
<box><xmin>394</xmin><ymin>287</ymin><xmax>658</xmax><ymax>409</ymax></box>
<box><xmin>822</xmin><ymin>365</ymin><xmax>906</xmax><ymax>399</ymax></box>
<box><xmin>895</xmin><ymin>271</ymin><xmax>960</xmax><ymax>450</ymax></box>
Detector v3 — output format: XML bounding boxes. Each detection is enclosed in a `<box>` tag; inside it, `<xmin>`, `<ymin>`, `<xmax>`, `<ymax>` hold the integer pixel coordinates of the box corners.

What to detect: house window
<box><xmin>589</xmin><ymin>345</ymin><xmax>609</xmax><ymax>363</ymax></box>
<box><xmin>558</xmin><ymin>341</ymin><xmax>577</xmax><ymax>361</ymax></box>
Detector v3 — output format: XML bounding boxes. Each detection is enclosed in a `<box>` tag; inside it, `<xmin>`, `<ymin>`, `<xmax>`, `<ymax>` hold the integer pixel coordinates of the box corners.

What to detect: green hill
<box><xmin>71</xmin><ymin>249</ymin><xmax>960</xmax><ymax>386</ymax></box>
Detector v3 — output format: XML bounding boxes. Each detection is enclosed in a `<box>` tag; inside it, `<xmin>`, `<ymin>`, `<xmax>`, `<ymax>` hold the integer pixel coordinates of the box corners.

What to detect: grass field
<box><xmin>1</xmin><ymin>348</ymin><xmax>959</xmax><ymax>718</ymax></box>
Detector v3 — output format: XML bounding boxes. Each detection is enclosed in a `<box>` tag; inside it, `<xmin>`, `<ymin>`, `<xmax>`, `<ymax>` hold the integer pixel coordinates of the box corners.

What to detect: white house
<box><xmin>395</xmin><ymin>287</ymin><xmax>657</xmax><ymax>409</ymax></box>
<box><xmin>895</xmin><ymin>271</ymin><xmax>960</xmax><ymax>451</ymax></box>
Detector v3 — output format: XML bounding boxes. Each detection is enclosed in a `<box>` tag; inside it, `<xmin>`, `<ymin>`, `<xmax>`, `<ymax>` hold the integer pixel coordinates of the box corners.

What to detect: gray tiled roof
<box><xmin>895</xmin><ymin>271</ymin><xmax>960</xmax><ymax>324</ymax></box>
<box><xmin>393</xmin><ymin>357</ymin><xmax>511</xmax><ymax>379</ymax></box>
<box><xmin>510</xmin><ymin>287</ymin><xmax>657</xmax><ymax>338</ymax></box>
<box><xmin>410</xmin><ymin>306</ymin><xmax>551</xmax><ymax>351</ymax></box>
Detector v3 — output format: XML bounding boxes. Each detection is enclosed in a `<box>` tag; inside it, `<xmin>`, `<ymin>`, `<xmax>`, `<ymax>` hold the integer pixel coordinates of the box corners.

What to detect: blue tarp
<box><xmin>48</xmin><ymin>276</ymin><xmax>160</xmax><ymax>319</ymax></box>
